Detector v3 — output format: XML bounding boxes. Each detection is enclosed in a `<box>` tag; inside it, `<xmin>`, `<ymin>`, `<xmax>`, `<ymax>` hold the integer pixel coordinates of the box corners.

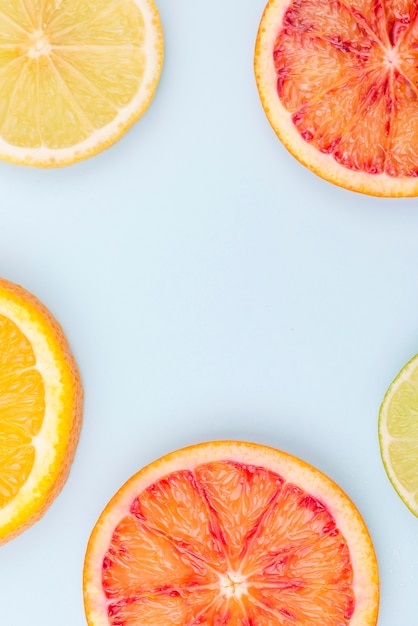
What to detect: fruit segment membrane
<box><xmin>102</xmin><ymin>461</ymin><xmax>354</xmax><ymax>625</ymax></box>
<box><xmin>274</xmin><ymin>0</ymin><xmax>418</xmax><ymax>176</ymax></box>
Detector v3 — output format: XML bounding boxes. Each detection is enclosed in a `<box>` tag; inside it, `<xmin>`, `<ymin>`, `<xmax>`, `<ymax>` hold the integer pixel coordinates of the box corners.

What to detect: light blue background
<box><xmin>0</xmin><ymin>1</ymin><xmax>417</xmax><ymax>624</ymax></box>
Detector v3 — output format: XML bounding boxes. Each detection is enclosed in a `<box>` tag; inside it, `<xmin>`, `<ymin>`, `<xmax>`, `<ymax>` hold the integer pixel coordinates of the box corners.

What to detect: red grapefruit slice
<box><xmin>83</xmin><ymin>441</ymin><xmax>379</xmax><ymax>626</ymax></box>
<box><xmin>255</xmin><ymin>0</ymin><xmax>418</xmax><ymax>196</ymax></box>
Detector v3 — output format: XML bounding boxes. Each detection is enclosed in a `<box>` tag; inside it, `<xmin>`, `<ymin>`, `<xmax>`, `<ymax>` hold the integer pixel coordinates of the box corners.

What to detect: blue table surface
<box><xmin>0</xmin><ymin>2</ymin><xmax>417</xmax><ymax>625</ymax></box>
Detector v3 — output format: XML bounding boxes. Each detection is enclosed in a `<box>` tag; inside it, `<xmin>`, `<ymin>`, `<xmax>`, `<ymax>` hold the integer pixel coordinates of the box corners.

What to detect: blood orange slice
<box><xmin>255</xmin><ymin>0</ymin><xmax>418</xmax><ymax>197</ymax></box>
<box><xmin>83</xmin><ymin>441</ymin><xmax>379</xmax><ymax>626</ymax></box>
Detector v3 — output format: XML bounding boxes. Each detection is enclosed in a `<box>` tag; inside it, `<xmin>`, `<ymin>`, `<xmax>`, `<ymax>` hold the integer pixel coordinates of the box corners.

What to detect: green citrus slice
<box><xmin>379</xmin><ymin>354</ymin><xmax>418</xmax><ymax>516</ymax></box>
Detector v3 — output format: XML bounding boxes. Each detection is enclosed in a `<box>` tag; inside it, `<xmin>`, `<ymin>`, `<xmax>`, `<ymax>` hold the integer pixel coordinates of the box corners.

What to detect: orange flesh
<box><xmin>0</xmin><ymin>314</ymin><xmax>44</xmax><ymax>508</ymax></box>
<box><xmin>274</xmin><ymin>0</ymin><xmax>418</xmax><ymax>176</ymax></box>
<box><xmin>102</xmin><ymin>461</ymin><xmax>354</xmax><ymax>625</ymax></box>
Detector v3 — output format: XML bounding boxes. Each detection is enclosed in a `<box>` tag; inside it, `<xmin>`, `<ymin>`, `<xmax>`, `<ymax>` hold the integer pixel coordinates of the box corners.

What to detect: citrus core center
<box><xmin>28</xmin><ymin>30</ymin><xmax>51</xmax><ymax>57</ymax></box>
<box><xmin>218</xmin><ymin>572</ymin><xmax>249</xmax><ymax>599</ymax></box>
<box><xmin>384</xmin><ymin>45</ymin><xmax>399</xmax><ymax>67</ymax></box>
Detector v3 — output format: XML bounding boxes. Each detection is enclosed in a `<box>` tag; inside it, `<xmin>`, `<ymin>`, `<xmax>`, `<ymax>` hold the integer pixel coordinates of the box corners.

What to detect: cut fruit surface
<box><xmin>379</xmin><ymin>354</ymin><xmax>418</xmax><ymax>516</ymax></box>
<box><xmin>0</xmin><ymin>278</ymin><xmax>83</xmax><ymax>544</ymax></box>
<box><xmin>83</xmin><ymin>441</ymin><xmax>379</xmax><ymax>626</ymax></box>
<box><xmin>0</xmin><ymin>0</ymin><xmax>163</xmax><ymax>167</ymax></box>
<box><xmin>255</xmin><ymin>0</ymin><xmax>418</xmax><ymax>196</ymax></box>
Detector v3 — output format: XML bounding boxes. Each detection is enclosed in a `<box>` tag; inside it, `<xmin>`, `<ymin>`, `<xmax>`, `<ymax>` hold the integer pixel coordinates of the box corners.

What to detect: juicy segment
<box><xmin>0</xmin><ymin>0</ymin><xmax>146</xmax><ymax>150</ymax></box>
<box><xmin>274</xmin><ymin>0</ymin><xmax>418</xmax><ymax>176</ymax></box>
<box><xmin>102</xmin><ymin>461</ymin><xmax>354</xmax><ymax>625</ymax></box>
<box><xmin>0</xmin><ymin>314</ymin><xmax>44</xmax><ymax>509</ymax></box>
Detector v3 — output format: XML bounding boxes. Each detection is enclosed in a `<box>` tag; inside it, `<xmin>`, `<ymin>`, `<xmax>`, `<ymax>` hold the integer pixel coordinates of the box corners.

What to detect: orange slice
<box><xmin>83</xmin><ymin>441</ymin><xmax>379</xmax><ymax>626</ymax></box>
<box><xmin>0</xmin><ymin>0</ymin><xmax>163</xmax><ymax>167</ymax></box>
<box><xmin>255</xmin><ymin>0</ymin><xmax>418</xmax><ymax>197</ymax></box>
<box><xmin>0</xmin><ymin>278</ymin><xmax>83</xmax><ymax>544</ymax></box>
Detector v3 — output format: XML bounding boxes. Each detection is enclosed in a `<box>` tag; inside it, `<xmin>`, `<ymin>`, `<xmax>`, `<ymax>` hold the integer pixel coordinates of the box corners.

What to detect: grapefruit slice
<box><xmin>379</xmin><ymin>354</ymin><xmax>418</xmax><ymax>516</ymax></box>
<box><xmin>0</xmin><ymin>0</ymin><xmax>163</xmax><ymax>167</ymax></box>
<box><xmin>83</xmin><ymin>441</ymin><xmax>379</xmax><ymax>626</ymax></box>
<box><xmin>255</xmin><ymin>0</ymin><xmax>418</xmax><ymax>197</ymax></box>
<box><xmin>0</xmin><ymin>278</ymin><xmax>83</xmax><ymax>544</ymax></box>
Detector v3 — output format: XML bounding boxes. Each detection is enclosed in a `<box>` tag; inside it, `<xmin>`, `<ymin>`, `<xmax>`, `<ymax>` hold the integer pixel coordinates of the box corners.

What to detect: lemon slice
<box><xmin>0</xmin><ymin>278</ymin><xmax>83</xmax><ymax>544</ymax></box>
<box><xmin>0</xmin><ymin>0</ymin><xmax>163</xmax><ymax>167</ymax></box>
<box><xmin>379</xmin><ymin>354</ymin><xmax>418</xmax><ymax>516</ymax></box>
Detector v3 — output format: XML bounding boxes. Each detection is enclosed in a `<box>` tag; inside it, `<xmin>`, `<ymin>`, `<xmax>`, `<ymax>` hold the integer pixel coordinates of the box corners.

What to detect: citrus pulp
<box><xmin>83</xmin><ymin>440</ymin><xmax>379</xmax><ymax>625</ymax></box>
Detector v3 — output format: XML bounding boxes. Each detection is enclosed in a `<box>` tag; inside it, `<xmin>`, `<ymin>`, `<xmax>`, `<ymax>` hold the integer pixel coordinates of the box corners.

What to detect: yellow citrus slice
<box><xmin>83</xmin><ymin>440</ymin><xmax>379</xmax><ymax>626</ymax></box>
<box><xmin>255</xmin><ymin>0</ymin><xmax>418</xmax><ymax>197</ymax></box>
<box><xmin>0</xmin><ymin>278</ymin><xmax>83</xmax><ymax>544</ymax></box>
<box><xmin>379</xmin><ymin>354</ymin><xmax>418</xmax><ymax>516</ymax></box>
<box><xmin>0</xmin><ymin>0</ymin><xmax>163</xmax><ymax>167</ymax></box>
